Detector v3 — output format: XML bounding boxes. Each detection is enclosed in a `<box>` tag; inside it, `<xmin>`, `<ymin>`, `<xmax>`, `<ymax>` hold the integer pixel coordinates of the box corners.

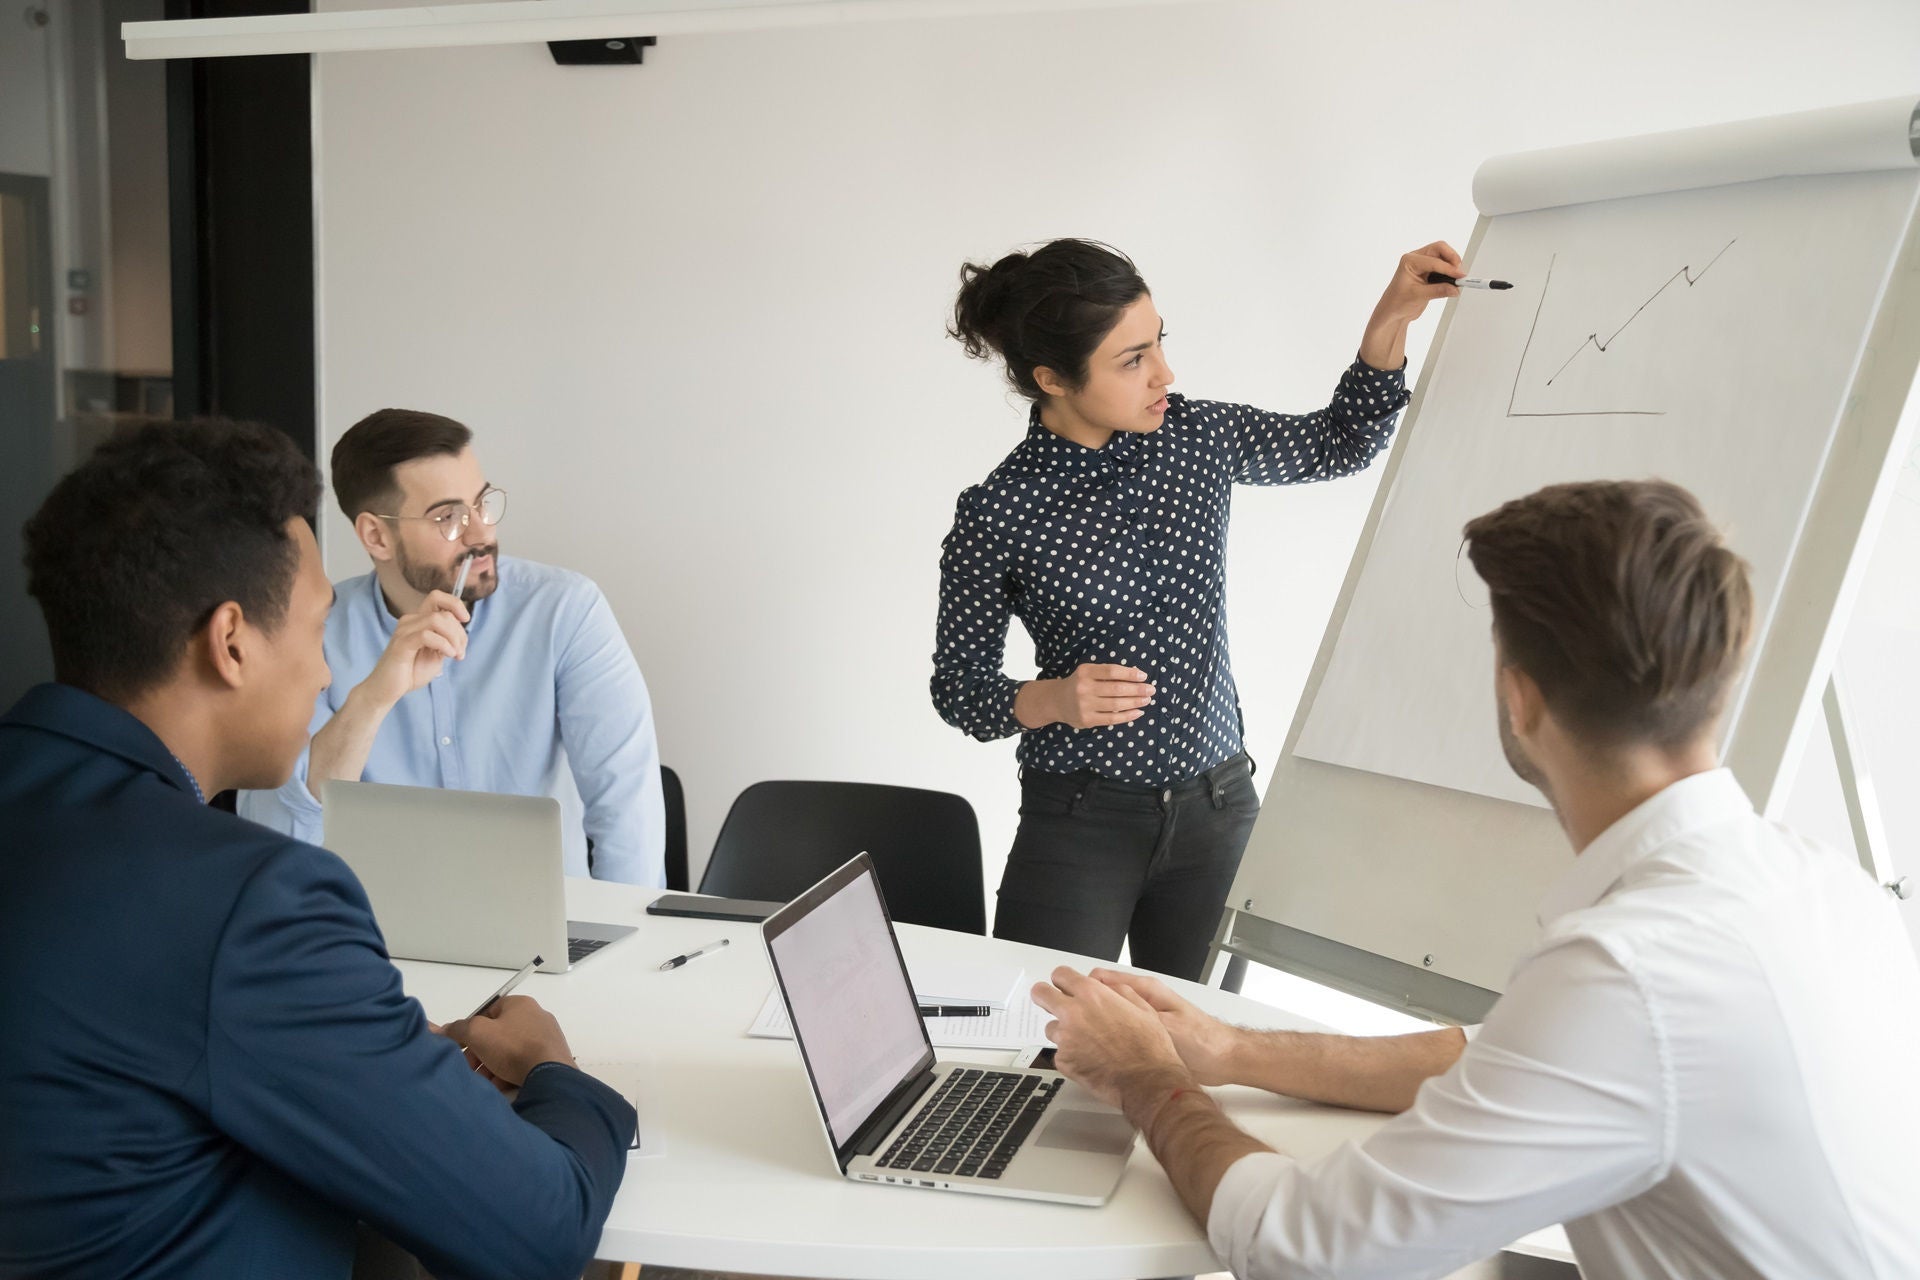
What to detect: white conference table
<box><xmin>391</xmin><ymin>879</ymin><xmax>1423</xmax><ymax>1278</ymax></box>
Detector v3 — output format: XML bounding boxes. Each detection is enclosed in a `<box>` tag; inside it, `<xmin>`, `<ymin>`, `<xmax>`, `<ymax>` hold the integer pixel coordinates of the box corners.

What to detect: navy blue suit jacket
<box><xmin>0</xmin><ymin>684</ymin><xmax>637</xmax><ymax>1279</ymax></box>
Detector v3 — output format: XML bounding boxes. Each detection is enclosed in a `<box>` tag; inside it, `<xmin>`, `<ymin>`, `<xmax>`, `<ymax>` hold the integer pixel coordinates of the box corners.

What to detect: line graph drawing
<box><xmin>1547</xmin><ymin>239</ymin><xmax>1737</xmax><ymax>385</ymax></box>
<box><xmin>1507</xmin><ymin>238</ymin><xmax>1739</xmax><ymax>419</ymax></box>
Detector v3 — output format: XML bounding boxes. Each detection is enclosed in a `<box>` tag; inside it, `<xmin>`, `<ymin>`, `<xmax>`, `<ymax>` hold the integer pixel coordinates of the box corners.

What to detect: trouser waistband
<box><xmin>1020</xmin><ymin>753</ymin><xmax>1254</xmax><ymax>809</ymax></box>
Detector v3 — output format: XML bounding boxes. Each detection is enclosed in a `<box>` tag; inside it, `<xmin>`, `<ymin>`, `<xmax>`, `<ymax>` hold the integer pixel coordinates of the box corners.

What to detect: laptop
<box><xmin>763</xmin><ymin>853</ymin><xmax>1136</xmax><ymax>1205</ymax></box>
<box><xmin>321</xmin><ymin>780</ymin><xmax>635</xmax><ymax>973</ymax></box>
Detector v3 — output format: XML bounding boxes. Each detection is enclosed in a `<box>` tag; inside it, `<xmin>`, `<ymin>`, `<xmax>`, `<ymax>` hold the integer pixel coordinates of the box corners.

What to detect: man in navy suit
<box><xmin>0</xmin><ymin>418</ymin><xmax>636</xmax><ymax>1279</ymax></box>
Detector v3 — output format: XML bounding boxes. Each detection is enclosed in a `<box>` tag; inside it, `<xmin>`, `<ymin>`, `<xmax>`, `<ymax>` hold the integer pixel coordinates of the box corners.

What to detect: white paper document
<box><xmin>749</xmin><ymin>986</ymin><xmax>1052</xmax><ymax>1051</ymax></box>
<box><xmin>575</xmin><ymin>1060</ymin><xmax>665</xmax><ymax>1159</ymax></box>
<box><xmin>905</xmin><ymin>959</ymin><xmax>1025</xmax><ymax>1009</ymax></box>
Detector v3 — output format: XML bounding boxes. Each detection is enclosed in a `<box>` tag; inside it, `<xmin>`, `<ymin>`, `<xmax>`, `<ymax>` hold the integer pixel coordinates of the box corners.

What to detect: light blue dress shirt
<box><xmin>240</xmin><ymin>556</ymin><xmax>665</xmax><ymax>886</ymax></box>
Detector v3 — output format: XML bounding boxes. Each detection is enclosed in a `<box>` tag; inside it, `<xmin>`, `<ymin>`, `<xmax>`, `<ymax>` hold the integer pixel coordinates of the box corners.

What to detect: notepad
<box><xmin>747</xmin><ymin>986</ymin><xmax>1052</xmax><ymax>1051</ymax></box>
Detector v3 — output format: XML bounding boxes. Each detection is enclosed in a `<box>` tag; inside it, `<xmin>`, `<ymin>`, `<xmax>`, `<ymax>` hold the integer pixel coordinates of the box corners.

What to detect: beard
<box><xmin>1498</xmin><ymin>696</ymin><xmax>1552</xmax><ymax>801</ymax></box>
<box><xmin>395</xmin><ymin>539</ymin><xmax>500</xmax><ymax>602</ymax></box>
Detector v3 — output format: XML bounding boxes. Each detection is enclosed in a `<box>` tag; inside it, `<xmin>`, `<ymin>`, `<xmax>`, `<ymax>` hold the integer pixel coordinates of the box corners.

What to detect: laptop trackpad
<box><xmin>1036</xmin><ymin>1109</ymin><xmax>1135</xmax><ymax>1156</ymax></box>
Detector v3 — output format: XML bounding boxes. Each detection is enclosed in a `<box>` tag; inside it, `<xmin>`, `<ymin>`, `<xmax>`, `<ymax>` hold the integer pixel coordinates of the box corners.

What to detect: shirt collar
<box><xmin>1019</xmin><ymin>403</ymin><xmax>1150</xmax><ymax>473</ymax></box>
<box><xmin>1535</xmin><ymin>767</ymin><xmax>1753</xmax><ymax>926</ymax></box>
<box><xmin>368</xmin><ymin>569</ymin><xmax>401</xmax><ymax>637</ymax></box>
<box><xmin>165</xmin><ymin>748</ymin><xmax>206</xmax><ymax>803</ymax></box>
<box><xmin>1</xmin><ymin>682</ymin><xmax>207</xmax><ymax>803</ymax></box>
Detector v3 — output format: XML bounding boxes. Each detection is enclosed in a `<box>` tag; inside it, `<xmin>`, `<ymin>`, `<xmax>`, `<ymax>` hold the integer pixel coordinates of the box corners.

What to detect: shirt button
<box><xmin>1161</xmin><ymin>789</ymin><xmax>1172</xmax><ymax>803</ymax></box>
<box><xmin>440</xmin><ymin>736</ymin><xmax>452</xmax><ymax>746</ymax></box>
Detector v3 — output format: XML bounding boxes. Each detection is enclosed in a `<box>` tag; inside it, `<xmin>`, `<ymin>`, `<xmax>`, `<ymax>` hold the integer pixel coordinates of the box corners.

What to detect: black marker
<box><xmin>1426</xmin><ymin>272</ymin><xmax>1513</xmax><ymax>290</ymax></box>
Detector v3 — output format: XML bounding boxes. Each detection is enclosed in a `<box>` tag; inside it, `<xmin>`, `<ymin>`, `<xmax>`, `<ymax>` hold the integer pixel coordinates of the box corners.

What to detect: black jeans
<box><xmin>991</xmin><ymin>754</ymin><xmax>1259</xmax><ymax>981</ymax></box>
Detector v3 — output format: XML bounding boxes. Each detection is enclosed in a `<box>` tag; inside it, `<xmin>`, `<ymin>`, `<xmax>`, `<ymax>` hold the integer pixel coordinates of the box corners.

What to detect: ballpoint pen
<box><xmin>467</xmin><ymin>955</ymin><xmax>542</xmax><ymax>1019</ymax></box>
<box><xmin>659</xmin><ymin>938</ymin><xmax>731</xmax><ymax>971</ymax></box>
<box><xmin>917</xmin><ymin>1004</ymin><xmax>992</xmax><ymax>1018</ymax></box>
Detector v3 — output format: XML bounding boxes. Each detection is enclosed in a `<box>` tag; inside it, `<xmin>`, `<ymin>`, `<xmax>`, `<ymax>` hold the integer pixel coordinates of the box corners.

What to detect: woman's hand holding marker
<box><xmin>1387</xmin><ymin>241</ymin><xmax>1469</xmax><ymax>312</ymax></box>
<box><xmin>1359</xmin><ymin>241</ymin><xmax>1467</xmax><ymax>370</ymax></box>
<box><xmin>1014</xmin><ymin>663</ymin><xmax>1155</xmax><ymax>732</ymax></box>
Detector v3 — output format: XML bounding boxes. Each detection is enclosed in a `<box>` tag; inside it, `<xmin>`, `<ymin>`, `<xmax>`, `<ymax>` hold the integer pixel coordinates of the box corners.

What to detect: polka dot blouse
<box><xmin>931</xmin><ymin>358</ymin><xmax>1409</xmax><ymax>787</ymax></box>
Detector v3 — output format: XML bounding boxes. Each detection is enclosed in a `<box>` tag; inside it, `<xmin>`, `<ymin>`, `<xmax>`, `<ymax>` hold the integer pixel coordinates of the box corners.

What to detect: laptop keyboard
<box><xmin>875</xmin><ymin>1069</ymin><xmax>1064</xmax><ymax>1180</ymax></box>
<box><xmin>567</xmin><ymin>936</ymin><xmax>610</xmax><ymax>964</ymax></box>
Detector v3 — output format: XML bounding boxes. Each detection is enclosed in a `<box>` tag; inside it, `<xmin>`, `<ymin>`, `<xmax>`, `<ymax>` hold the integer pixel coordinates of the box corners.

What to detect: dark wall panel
<box><xmin>167</xmin><ymin>0</ymin><xmax>313</xmax><ymax>460</ymax></box>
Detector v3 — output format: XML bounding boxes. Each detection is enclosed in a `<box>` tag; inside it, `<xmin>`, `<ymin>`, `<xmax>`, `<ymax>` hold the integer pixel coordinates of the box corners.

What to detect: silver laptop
<box><xmin>321</xmin><ymin>780</ymin><xmax>634</xmax><ymax>974</ymax></box>
<box><xmin>763</xmin><ymin>853</ymin><xmax>1135</xmax><ymax>1205</ymax></box>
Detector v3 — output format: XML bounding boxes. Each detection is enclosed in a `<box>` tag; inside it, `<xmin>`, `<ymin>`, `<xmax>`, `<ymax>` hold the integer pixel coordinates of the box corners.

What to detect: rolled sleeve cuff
<box><xmin>1207</xmin><ymin>1150</ymin><xmax>1296</xmax><ymax>1278</ymax></box>
<box><xmin>1343</xmin><ymin>358</ymin><xmax>1411</xmax><ymax>419</ymax></box>
<box><xmin>280</xmin><ymin>773</ymin><xmax>326</xmax><ymax>845</ymax></box>
<box><xmin>956</xmin><ymin>673</ymin><xmax>1026</xmax><ymax>741</ymax></box>
<box><xmin>237</xmin><ymin>752</ymin><xmax>327</xmax><ymax>846</ymax></box>
<box><xmin>989</xmin><ymin>677</ymin><xmax>1028</xmax><ymax>738</ymax></box>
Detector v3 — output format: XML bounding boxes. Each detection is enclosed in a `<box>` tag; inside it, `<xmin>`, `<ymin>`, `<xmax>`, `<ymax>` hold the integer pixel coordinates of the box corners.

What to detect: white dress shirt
<box><xmin>1208</xmin><ymin>769</ymin><xmax>1920</xmax><ymax>1279</ymax></box>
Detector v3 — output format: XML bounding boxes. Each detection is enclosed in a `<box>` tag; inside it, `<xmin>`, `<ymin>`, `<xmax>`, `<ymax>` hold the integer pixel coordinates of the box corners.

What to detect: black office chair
<box><xmin>660</xmin><ymin>765</ymin><xmax>690</xmax><ymax>892</ymax></box>
<box><xmin>698</xmin><ymin>781</ymin><xmax>985</xmax><ymax>934</ymax></box>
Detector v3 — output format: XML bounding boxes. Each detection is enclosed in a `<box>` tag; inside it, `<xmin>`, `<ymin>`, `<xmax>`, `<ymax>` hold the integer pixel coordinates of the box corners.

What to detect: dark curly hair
<box><xmin>23</xmin><ymin>417</ymin><xmax>322</xmax><ymax>702</ymax></box>
<box><xmin>948</xmin><ymin>239</ymin><xmax>1149</xmax><ymax>401</ymax></box>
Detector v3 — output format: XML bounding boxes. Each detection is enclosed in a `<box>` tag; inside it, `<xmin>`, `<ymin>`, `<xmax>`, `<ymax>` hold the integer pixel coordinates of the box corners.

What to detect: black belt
<box><xmin>1021</xmin><ymin>752</ymin><xmax>1254</xmax><ymax>808</ymax></box>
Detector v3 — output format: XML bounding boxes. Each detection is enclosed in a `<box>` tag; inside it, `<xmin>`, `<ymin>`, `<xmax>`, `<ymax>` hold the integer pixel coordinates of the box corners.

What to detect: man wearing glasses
<box><xmin>240</xmin><ymin>408</ymin><xmax>665</xmax><ymax>886</ymax></box>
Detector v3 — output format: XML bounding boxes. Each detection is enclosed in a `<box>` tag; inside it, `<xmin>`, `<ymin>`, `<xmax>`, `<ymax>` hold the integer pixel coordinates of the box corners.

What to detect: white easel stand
<box><xmin>1824</xmin><ymin>672</ymin><xmax>1912</xmax><ymax>902</ymax></box>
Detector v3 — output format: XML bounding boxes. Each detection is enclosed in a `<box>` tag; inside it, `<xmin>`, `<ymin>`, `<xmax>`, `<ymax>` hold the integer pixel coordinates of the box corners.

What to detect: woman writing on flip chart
<box><xmin>931</xmin><ymin>237</ymin><xmax>1458</xmax><ymax>979</ymax></box>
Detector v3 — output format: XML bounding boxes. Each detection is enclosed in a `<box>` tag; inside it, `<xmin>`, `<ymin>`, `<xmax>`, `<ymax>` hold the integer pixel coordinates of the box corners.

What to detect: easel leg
<box><xmin>1202</xmin><ymin>907</ymin><xmax>1240</xmax><ymax>989</ymax></box>
<box><xmin>1822</xmin><ymin>673</ymin><xmax>1907</xmax><ymax>899</ymax></box>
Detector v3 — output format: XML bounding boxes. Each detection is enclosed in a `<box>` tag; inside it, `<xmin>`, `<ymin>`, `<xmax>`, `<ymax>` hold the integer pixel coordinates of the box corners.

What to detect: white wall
<box><xmin>313</xmin><ymin>0</ymin><xmax>1920</xmax><ymax>913</ymax></box>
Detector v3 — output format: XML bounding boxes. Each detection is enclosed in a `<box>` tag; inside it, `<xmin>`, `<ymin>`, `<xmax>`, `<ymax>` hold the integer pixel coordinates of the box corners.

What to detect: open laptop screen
<box><xmin>765</xmin><ymin>858</ymin><xmax>931</xmax><ymax>1149</ymax></box>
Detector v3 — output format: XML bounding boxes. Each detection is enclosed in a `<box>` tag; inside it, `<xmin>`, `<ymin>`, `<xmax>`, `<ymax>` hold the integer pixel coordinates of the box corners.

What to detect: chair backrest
<box><xmin>698</xmin><ymin>780</ymin><xmax>985</xmax><ymax>934</ymax></box>
<box><xmin>660</xmin><ymin>765</ymin><xmax>690</xmax><ymax>892</ymax></box>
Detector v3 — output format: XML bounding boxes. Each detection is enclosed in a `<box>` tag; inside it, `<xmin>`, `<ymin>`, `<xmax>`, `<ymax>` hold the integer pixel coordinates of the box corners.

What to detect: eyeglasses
<box><xmin>373</xmin><ymin>486</ymin><xmax>507</xmax><ymax>542</ymax></box>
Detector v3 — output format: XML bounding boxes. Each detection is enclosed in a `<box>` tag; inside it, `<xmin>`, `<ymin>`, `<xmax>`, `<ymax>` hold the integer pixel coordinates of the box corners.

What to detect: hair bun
<box><xmin>946</xmin><ymin>240</ymin><xmax>1148</xmax><ymax>402</ymax></box>
<box><xmin>948</xmin><ymin>251</ymin><xmax>1030</xmax><ymax>362</ymax></box>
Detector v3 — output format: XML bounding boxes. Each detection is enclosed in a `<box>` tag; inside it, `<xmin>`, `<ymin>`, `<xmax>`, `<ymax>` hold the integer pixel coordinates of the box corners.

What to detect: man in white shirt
<box><xmin>1034</xmin><ymin>478</ymin><xmax>1920</xmax><ymax>1279</ymax></box>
